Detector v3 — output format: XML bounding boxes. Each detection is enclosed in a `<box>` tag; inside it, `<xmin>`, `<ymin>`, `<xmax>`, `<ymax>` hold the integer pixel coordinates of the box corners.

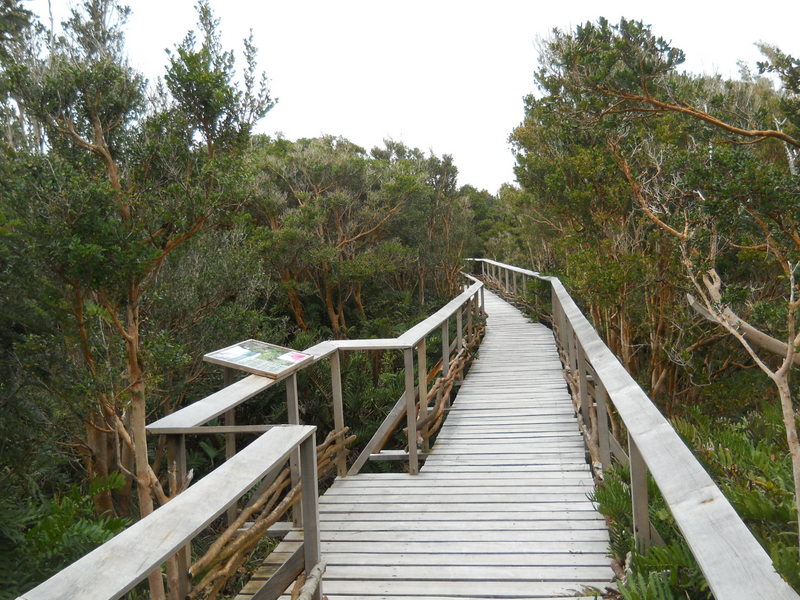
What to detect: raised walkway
<box><xmin>277</xmin><ymin>291</ymin><xmax>614</xmax><ymax>598</ymax></box>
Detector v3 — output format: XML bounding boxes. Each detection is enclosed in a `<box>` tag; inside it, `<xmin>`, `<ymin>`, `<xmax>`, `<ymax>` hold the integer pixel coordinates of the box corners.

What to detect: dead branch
<box><xmin>686</xmin><ymin>293</ymin><xmax>800</xmax><ymax>367</ymax></box>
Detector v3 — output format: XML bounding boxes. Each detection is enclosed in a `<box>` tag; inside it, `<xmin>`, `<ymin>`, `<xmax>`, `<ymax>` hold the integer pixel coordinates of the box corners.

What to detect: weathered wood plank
<box><xmin>323</xmin><ymin>564</ymin><xmax>613</xmax><ymax>580</ymax></box>
<box><xmin>147</xmin><ymin>374</ymin><xmax>275</xmax><ymax>432</ymax></box>
<box><xmin>319</xmin><ymin>519</ymin><xmax>606</xmax><ymax>531</ymax></box>
<box><xmin>319</xmin><ymin>492</ymin><xmax>593</xmax><ymax>504</ymax></box>
<box><xmin>318</xmin><ymin>501</ymin><xmax>600</xmax><ymax>513</ymax></box>
<box><xmin>324</xmin><ymin>485</ymin><xmax>594</xmax><ymax>496</ymax></box>
<box><xmin>317</xmin><ymin>529</ymin><xmax>609</xmax><ymax>542</ymax></box>
<box><xmin>474</xmin><ymin>259</ymin><xmax>800</xmax><ymax>600</ymax></box>
<box><xmin>240</xmin><ymin>287</ymin><xmax>613</xmax><ymax>600</ymax></box>
<box><xmin>319</xmin><ymin>552</ymin><xmax>610</xmax><ymax>566</ymax></box>
<box><xmin>307</xmin><ymin>580</ymin><xmax>610</xmax><ymax>596</ymax></box>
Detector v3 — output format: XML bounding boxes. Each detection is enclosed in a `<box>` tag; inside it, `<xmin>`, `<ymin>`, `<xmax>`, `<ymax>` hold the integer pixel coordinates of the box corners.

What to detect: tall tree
<box><xmin>521</xmin><ymin>17</ymin><xmax>800</xmax><ymax>553</ymax></box>
<box><xmin>4</xmin><ymin>0</ymin><xmax>273</xmax><ymax>546</ymax></box>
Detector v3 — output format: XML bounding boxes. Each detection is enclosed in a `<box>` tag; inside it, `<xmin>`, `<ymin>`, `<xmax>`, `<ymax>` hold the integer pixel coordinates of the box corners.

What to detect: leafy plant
<box><xmin>1</xmin><ymin>474</ymin><xmax>129</xmax><ymax>599</ymax></box>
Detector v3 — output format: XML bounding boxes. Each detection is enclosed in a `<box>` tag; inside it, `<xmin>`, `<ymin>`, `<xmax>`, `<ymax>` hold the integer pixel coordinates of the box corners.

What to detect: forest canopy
<box><xmin>507</xmin><ymin>16</ymin><xmax>800</xmax><ymax>596</ymax></box>
<box><xmin>3</xmin><ymin>1</ymin><xmax>800</xmax><ymax>598</ymax></box>
<box><xmin>0</xmin><ymin>1</ymin><xmax>494</xmax><ymax>596</ymax></box>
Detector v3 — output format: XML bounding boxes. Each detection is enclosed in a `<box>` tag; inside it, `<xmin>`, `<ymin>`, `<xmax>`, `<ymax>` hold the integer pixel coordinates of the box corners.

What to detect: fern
<box><xmin>631</xmin><ymin>542</ymin><xmax>710</xmax><ymax>597</ymax></box>
<box><xmin>2</xmin><ymin>474</ymin><xmax>129</xmax><ymax>599</ymax></box>
<box><xmin>598</xmin><ymin>407</ymin><xmax>800</xmax><ymax>596</ymax></box>
<box><xmin>618</xmin><ymin>572</ymin><xmax>683</xmax><ymax>600</ymax></box>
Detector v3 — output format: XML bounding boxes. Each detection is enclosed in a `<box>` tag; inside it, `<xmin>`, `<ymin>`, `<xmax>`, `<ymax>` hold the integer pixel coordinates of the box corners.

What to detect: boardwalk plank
<box><xmin>240</xmin><ymin>290</ymin><xmax>612</xmax><ymax>600</ymax></box>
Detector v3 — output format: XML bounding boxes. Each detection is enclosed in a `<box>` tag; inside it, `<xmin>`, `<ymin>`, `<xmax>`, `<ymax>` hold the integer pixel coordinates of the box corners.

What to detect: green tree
<box><xmin>2</xmin><ymin>6</ymin><xmax>274</xmax><ymax>598</ymax></box>
<box><xmin>523</xmin><ymin>16</ymin><xmax>800</xmax><ymax>555</ymax></box>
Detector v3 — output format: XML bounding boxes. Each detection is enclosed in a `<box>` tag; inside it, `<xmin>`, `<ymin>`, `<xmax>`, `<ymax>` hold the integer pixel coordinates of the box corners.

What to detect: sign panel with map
<box><xmin>203</xmin><ymin>339</ymin><xmax>312</xmax><ymax>378</ymax></box>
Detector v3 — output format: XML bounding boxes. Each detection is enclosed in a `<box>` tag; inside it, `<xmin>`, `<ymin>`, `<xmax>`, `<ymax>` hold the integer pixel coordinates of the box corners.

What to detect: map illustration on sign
<box><xmin>203</xmin><ymin>339</ymin><xmax>312</xmax><ymax>378</ymax></box>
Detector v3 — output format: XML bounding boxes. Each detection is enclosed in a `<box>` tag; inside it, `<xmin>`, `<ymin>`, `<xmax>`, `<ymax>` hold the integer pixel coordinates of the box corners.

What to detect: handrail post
<box><xmin>404</xmin><ymin>347</ymin><xmax>419</xmax><ymax>474</ymax></box>
<box><xmin>165</xmin><ymin>434</ymin><xmax>189</xmax><ymax>597</ymax></box>
<box><xmin>330</xmin><ymin>350</ymin><xmax>346</xmax><ymax>477</ymax></box>
<box><xmin>417</xmin><ymin>339</ymin><xmax>429</xmax><ymax>453</ymax></box>
<box><xmin>286</xmin><ymin>372</ymin><xmax>302</xmax><ymax>525</ymax></box>
<box><xmin>456</xmin><ymin>306</ymin><xmax>463</xmax><ymax>352</ymax></box>
<box><xmin>223</xmin><ymin>367</ymin><xmax>237</xmax><ymax>525</ymax></box>
<box><xmin>466</xmin><ymin>297</ymin><xmax>474</xmax><ymax>345</ymax></box>
<box><xmin>480</xmin><ymin>285</ymin><xmax>485</xmax><ymax>313</ymax></box>
<box><xmin>441</xmin><ymin>319</ymin><xmax>450</xmax><ymax>408</ymax></box>
<box><xmin>568</xmin><ymin>323</ymin><xmax>579</xmax><ymax>374</ymax></box>
<box><xmin>577</xmin><ymin>345</ymin><xmax>591</xmax><ymax>434</ymax></box>
<box><xmin>562</xmin><ymin>318</ymin><xmax>575</xmax><ymax>372</ymax></box>
<box><xmin>629</xmin><ymin>437</ymin><xmax>651</xmax><ymax>551</ymax></box>
<box><xmin>504</xmin><ymin>267</ymin><xmax>510</xmax><ymax>291</ymax></box>
<box><xmin>299</xmin><ymin>431</ymin><xmax>322</xmax><ymax>600</ymax></box>
<box><xmin>551</xmin><ymin>286</ymin><xmax>565</xmax><ymax>347</ymax></box>
<box><xmin>596</xmin><ymin>380</ymin><xmax>612</xmax><ymax>466</ymax></box>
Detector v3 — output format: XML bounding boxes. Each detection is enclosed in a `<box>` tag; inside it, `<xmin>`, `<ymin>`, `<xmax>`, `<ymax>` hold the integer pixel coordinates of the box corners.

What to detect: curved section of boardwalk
<box><xmin>292</xmin><ymin>291</ymin><xmax>613</xmax><ymax>598</ymax></box>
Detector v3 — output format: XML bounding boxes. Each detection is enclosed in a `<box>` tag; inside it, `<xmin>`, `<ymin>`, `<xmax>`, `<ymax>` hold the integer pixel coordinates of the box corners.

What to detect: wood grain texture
<box><xmin>472</xmin><ymin>259</ymin><xmax>800</xmax><ymax>600</ymax></box>
<box><xmin>275</xmin><ymin>290</ymin><xmax>614</xmax><ymax>599</ymax></box>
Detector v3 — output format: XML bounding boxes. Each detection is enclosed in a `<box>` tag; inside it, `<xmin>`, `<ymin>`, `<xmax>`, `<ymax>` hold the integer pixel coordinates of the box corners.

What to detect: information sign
<box><xmin>203</xmin><ymin>339</ymin><xmax>312</xmax><ymax>378</ymax></box>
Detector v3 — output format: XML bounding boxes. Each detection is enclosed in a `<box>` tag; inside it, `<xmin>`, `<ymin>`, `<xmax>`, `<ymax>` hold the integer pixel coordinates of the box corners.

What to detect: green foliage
<box><xmin>618</xmin><ymin>572</ymin><xmax>683</xmax><ymax>600</ymax></box>
<box><xmin>0</xmin><ymin>474</ymin><xmax>129</xmax><ymax>599</ymax></box>
<box><xmin>166</xmin><ymin>0</ymin><xmax>274</xmax><ymax>153</ymax></box>
<box><xmin>592</xmin><ymin>463</ymin><xmax>711</xmax><ymax>599</ymax></box>
<box><xmin>594</xmin><ymin>406</ymin><xmax>800</xmax><ymax>595</ymax></box>
<box><xmin>672</xmin><ymin>408</ymin><xmax>800</xmax><ymax>589</ymax></box>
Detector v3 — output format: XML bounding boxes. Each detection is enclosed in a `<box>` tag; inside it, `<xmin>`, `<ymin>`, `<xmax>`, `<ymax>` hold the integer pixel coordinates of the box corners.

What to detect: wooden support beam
<box><xmin>418</xmin><ymin>339</ymin><xmax>429</xmax><ymax>453</ymax></box>
<box><xmin>629</xmin><ymin>437</ymin><xmax>650</xmax><ymax>551</ymax></box>
<box><xmin>165</xmin><ymin>434</ymin><xmax>189</xmax><ymax>598</ymax></box>
<box><xmin>299</xmin><ymin>432</ymin><xmax>322</xmax><ymax>600</ymax></box>
<box><xmin>441</xmin><ymin>320</ymin><xmax>451</xmax><ymax>409</ymax></box>
<box><xmin>595</xmin><ymin>381</ymin><xmax>612</xmax><ymax>467</ymax></box>
<box><xmin>223</xmin><ymin>368</ymin><xmax>237</xmax><ymax>526</ymax></box>
<box><xmin>286</xmin><ymin>373</ymin><xmax>302</xmax><ymax>526</ymax></box>
<box><xmin>330</xmin><ymin>350</ymin><xmax>346</xmax><ymax>477</ymax></box>
<box><xmin>249</xmin><ymin>545</ymin><xmax>304</xmax><ymax>600</ymax></box>
<box><xmin>577</xmin><ymin>347</ymin><xmax>590</xmax><ymax>434</ymax></box>
<box><xmin>404</xmin><ymin>347</ymin><xmax>419</xmax><ymax>474</ymax></box>
<box><xmin>456</xmin><ymin>307</ymin><xmax>463</xmax><ymax>352</ymax></box>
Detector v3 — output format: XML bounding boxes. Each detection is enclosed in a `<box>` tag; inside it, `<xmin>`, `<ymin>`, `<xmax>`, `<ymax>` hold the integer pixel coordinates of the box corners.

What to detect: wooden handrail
<box><xmin>468</xmin><ymin>258</ymin><xmax>799</xmax><ymax>600</ymax></box>
<box><xmin>148</xmin><ymin>278</ymin><xmax>484</xmax><ymax>479</ymax></box>
<box><xmin>148</xmin><ymin>280</ymin><xmax>482</xmax><ymax>435</ymax></box>
<box><xmin>18</xmin><ymin>425</ymin><xmax>320</xmax><ymax>600</ymax></box>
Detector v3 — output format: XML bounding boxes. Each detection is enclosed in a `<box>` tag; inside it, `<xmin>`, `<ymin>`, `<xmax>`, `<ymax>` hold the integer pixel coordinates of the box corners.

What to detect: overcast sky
<box><xmin>26</xmin><ymin>0</ymin><xmax>800</xmax><ymax>193</ymax></box>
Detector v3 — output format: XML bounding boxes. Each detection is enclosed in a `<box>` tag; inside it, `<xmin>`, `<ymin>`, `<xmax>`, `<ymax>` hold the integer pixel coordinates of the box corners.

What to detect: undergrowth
<box><xmin>0</xmin><ymin>473</ymin><xmax>129</xmax><ymax>600</ymax></box>
<box><xmin>592</xmin><ymin>405</ymin><xmax>799</xmax><ymax>598</ymax></box>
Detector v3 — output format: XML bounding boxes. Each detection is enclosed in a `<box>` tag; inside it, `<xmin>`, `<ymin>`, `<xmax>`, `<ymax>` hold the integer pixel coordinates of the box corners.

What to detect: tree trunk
<box><xmin>324</xmin><ymin>284</ymin><xmax>342</xmax><ymax>338</ymax></box>
<box><xmin>125</xmin><ymin>286</ymin><xmax>167</xmax><ymax>600</ymax></box>
<box><xmin>774</xmin><ymin>374</ymin><xmax>800</xmax><ymax>555</ymax></box>
<box><xmin>619</xmin><ymin>311</ymin><xmax>636</xmax><ymax>373</ymax></box>
<box><xmin>286</xmin><ymin>285</ymin><xmax>308</xmax><ymax>331</ymax></box>
<box><xmin>353</xmin><ymin>282</ymin><xmax>366</xmax><ymax>318</ymax></box>
<box><xmin>281</xmin><ymin>271</ymin><xmax>308</xmax><ymax>331</ymax></box>
<box><xmin>84</xmin><ymin>413</ymin><xmax>115</xmax><ymax>515</ymax></box>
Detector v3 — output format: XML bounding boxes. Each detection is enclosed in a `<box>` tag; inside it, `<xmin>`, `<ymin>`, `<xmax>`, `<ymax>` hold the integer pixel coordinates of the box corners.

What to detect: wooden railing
<box><xmin>18</xmin><ymin>425</ymin><xmax>323</xmax><ymax>600</ymax></box>
<box><xmin>18</xmin><ymin>277</ymin><xmax>485</xmax><ymax>600</ymax></box>
<box><xmin>469</xmin><ymin>258</ymin><xmax>800</xmax><ymax>600</ymax></box>
<box><xmin>147</xmin><ymin>275</ymin><xmax>484</xmax><ymax>480</ymax></box>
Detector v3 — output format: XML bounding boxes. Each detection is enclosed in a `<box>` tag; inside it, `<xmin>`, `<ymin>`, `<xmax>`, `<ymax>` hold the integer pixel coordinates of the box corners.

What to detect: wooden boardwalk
<box><xmin>278</xmin><ymin>291</ymin><xmax>614</xmax><ymax>599</ymax></box>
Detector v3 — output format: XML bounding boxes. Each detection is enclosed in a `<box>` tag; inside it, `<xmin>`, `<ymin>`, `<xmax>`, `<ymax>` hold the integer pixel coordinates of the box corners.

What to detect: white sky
<box><xmin>26</xmin><ymin>0</ymin><xmax>800</xmax><ymax>193</ymax></box>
